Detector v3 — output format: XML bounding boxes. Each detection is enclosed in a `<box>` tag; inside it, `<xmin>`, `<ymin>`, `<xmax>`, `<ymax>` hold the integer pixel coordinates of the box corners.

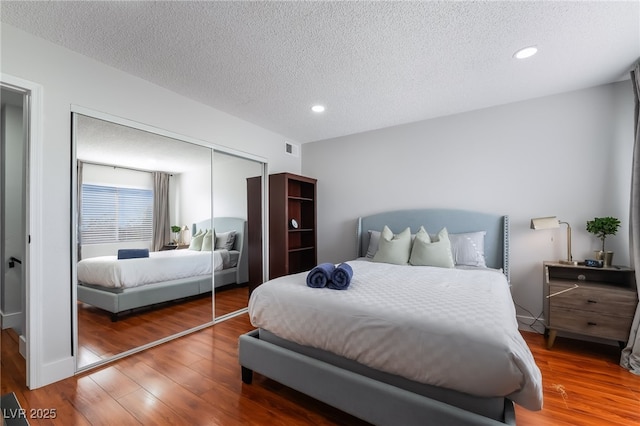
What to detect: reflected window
<box><xmin>80</xmin><ymin>184</ymin><xmax>153</xmax><ymax>244</ymax></box>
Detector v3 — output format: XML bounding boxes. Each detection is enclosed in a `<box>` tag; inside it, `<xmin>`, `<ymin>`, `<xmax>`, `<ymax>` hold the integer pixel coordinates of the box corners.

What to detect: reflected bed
<box><xmin>77</xmin><ymin>217</ymin><xmax>248</xmax><ymax>320</ymax></box>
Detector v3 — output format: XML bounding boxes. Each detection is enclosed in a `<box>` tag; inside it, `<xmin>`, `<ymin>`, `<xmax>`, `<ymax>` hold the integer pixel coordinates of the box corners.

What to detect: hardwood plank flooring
<box><xmin>77</xmin><ymin>285</ymin><xmax>248</xmax><ymax>367</ymax></box>
<box><xmin>3</xmin><ymin>316</ymin><xmax>639</xmax><ymax>425</ymax></box>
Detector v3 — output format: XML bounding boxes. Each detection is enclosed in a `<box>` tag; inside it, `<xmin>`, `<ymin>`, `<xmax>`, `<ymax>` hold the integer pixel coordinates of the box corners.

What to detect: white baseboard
<box><xmin>516</xmin><ymin>314</ymin><xmax>545</xmax><ymax>334</ymax></box>
<box><xmin>19</xmin><ymin>335</ymin><xmax>26</xmax><ymax>359</ymax></box>
<box><xmin>0</xmin><ymin>310</ymin><xmax>22</xmax><ymax>330</ymax></box>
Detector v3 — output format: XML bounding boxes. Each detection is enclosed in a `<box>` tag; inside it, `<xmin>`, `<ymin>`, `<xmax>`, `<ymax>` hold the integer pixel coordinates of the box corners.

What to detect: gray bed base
<box><xmin>239</xmin><ymin>208</ymin><xmax>515</xmax><ymax>425</ymax></box>
<box><xmin>239</xmin><ymin>330</ymin><xmax>515</xmax><ymax>426</ymax></box>
<box><xmin>77</xmin><ymin>217</ymin><xmax>248</xmax><ymax>320</ymax></box>
<box><xmin>77</xmin><ymin>275</ymin><xmax>213</xmax><ymax>321</ymax></box>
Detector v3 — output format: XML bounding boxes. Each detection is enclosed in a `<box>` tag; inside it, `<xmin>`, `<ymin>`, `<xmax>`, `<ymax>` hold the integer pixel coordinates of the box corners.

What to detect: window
<box><xmin>80</xmin><ymin>184</ymin><xmax>153</xmax><ymax>244</ymax></box>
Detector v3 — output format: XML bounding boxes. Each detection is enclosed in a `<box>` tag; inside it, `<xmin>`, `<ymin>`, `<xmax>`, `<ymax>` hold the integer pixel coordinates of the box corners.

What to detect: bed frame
<box><xmin>239</xmin><ymin>209</ymin><xmax>514</xmax><ymax>425</ymax></box>
<box><xmin>77</xmin><ymin>216</ymin><xmax>248</xmax><ymax>320</ymax></box>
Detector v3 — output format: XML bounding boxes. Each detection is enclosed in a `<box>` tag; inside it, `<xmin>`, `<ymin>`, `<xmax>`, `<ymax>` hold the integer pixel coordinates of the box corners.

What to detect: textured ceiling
<box><xmin>2</xmin><ymin>1</ymin><xmax>639</xmax><ymax>143</ymax></box>
<box><xmin>76</xmin><ymin>114</ymin><xmax>212</xmax><ymax>173</ymax></box>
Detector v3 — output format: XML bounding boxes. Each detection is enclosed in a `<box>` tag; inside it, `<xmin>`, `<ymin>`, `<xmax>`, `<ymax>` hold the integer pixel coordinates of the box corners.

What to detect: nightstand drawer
<box><xmin>549</xmin><ymin>284</ymin><xmax>637</xmax><ymax>318</ymax></box>
<box><xmin>549</xmin><ymin>307</ymin><xmax>632</xmax><ymax>341</ymax></box>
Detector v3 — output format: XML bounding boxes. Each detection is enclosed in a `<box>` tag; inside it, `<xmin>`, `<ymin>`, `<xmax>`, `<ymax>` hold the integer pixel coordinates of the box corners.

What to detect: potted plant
<box><xmin>585</xmin><ymin>216</ymin><xmax>621</xmax><ymax>267</ymax></box>
<box><xmin>171</xmin><ymin>225</ymin><xmax>182</xmax><ymax>244</ymax></box>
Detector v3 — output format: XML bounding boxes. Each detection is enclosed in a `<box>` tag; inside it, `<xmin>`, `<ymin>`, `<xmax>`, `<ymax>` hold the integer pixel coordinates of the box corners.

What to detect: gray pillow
<box><xmin>215</xmin><ymin>230</ymin><xmax>237</xmax><ymax>250</ymax></box>
<box><xmin>366</xmin><ymin>230</ymin><xmax>381</xmax><ymax>258</ymax></box>
<box><xmin>449</xmin><ymin>231</ymin><xmax>487</xmax><ymax>267</ymax></box>
<box><xmin>372</xmin><ymin>226</ymin><xmax>411</xmax><ymax>265</ymax></box>
<box><xmin>410</xmin><ymin>227</ymin><xmax>455</xmax><ymax>268</ymax></box>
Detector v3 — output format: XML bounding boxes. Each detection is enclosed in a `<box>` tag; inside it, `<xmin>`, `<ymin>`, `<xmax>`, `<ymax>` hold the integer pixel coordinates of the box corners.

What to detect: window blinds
<box><xmin>80</xmin><ymin>184</ymin><xmax>153</xmax><ymax>244</ymax></box>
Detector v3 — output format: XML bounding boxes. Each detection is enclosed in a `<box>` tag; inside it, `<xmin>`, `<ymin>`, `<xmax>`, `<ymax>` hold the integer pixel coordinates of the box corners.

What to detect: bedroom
<box><xmin>1</xmin><ymin>1</ymin><xmax>639</xmax><ymax>425</ymax></box>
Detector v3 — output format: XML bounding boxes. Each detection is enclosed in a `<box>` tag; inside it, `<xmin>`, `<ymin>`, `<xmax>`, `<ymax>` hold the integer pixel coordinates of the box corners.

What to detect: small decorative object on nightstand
<box><xmin>170</xmin><ymin>225</ymin><xmax>182</xmax><ymax>244</ymax></box>
<box><xmin>586</xmin><ymin>216</ymin><xmax>621</xmax><ymax>267</ymax></box>
<box><xmin>543</xmin><ymin>261</ymin><xmax>638</xmax><ymax>349</ymax></box>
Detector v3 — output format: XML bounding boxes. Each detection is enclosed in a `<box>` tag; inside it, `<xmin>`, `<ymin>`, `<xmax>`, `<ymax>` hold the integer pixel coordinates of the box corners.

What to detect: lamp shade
<box><xmin>530</xmin><ymin>216</ymin><xmax>560</xmax><ymax>230</ymax></box>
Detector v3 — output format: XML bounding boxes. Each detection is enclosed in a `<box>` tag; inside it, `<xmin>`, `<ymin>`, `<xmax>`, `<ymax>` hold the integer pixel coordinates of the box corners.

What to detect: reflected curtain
<box><xmin>152</xmin><ymin>172</ymin><xmax>170</xmax><ymax>251</ymax></box>
<box><xmin>621</xmin><ymin>62</ymin><xmax>640</xmax><ymax>375</ymax></box>
<box><xmin>77</xmin><ymin>160</ymin><xmax>84</xmax><ymax>260</ymax></box>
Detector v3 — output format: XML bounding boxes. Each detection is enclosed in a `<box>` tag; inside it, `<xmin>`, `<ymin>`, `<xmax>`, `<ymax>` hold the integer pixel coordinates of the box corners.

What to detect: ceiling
<box><xmin>75</xmin><ymin>114</ymin><xmax>213</xmax><ymax>173</ymax></box>
<box><xmin>2</xmin><ymin>1</ymin><xmax>639</xmax><ymax>144</ymax></box>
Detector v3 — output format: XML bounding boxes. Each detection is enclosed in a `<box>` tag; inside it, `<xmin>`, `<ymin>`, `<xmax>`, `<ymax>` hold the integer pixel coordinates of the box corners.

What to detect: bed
<box><xmin>239</xmin><ymin>209</ymin><xmax>542</xmax><ymax>425</ymax></box>
<box><xmin>77</xmin><ymin>217</ymin><xmax>248</xmax><ymax>320</ymax></box>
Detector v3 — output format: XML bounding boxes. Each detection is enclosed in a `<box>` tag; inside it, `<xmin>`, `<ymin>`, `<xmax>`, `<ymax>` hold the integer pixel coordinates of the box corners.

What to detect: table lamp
<box><xmin>530</xmin><ymin>216</ymin><xmax>577</xmax><ymax>265</ymax></box>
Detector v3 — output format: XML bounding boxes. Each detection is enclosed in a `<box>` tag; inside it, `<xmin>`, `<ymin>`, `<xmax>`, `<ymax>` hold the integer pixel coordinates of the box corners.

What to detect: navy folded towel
<box><xmin>329</xmin><ymin>262</ymin><xmax>353</xmax><ymax>290</ymax></box>
<box><xmin>306</xmin><ymin>263</ymin><xmax>335</xmax><ymax>288</ymax></box>
<box><xmin>117</xmin><ymin>249</ymin><xmax>150</xmax><ymax>260</ymax></box>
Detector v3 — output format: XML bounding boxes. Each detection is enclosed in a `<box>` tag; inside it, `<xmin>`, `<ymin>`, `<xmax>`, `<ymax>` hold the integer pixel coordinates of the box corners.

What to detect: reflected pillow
<box><xmin>188</xmin><ymin>229</ymin><xmax>205</xmax><ymax>251</ymax></box>
<box><xmin>410</xmin><ymin>227</ymin><xmax>455</xmax><ymax>268</ymax></box>
<box><xmin>449</xmin><ymin>231</ymin><xmax>487</xmax><ymax>267</ymax></box>
<box><xmin>215</xmin><ymin>230</ymin><xmax>236</xmax><ymax>250</ymax></box>
<box><xmin>372</xmin><ymin>226</ymin><xmax>411</xmax><ymax>265</ymax></box>
<box><xmin>201</xmin><ymin>229</ymin><xmax>213</xmax><ymax>251</ymax></box>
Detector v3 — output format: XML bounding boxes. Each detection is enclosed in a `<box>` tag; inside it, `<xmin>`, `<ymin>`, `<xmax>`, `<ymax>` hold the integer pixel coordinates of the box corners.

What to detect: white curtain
<box><xmin>621</xmin><ymin>62</ymin><xmax>640</xmax><ymax>375</ymax></box>
<box><xmin>152</xmin><ymin>172</ymin><xmax>170</xmax><ymax>252</ymax></box>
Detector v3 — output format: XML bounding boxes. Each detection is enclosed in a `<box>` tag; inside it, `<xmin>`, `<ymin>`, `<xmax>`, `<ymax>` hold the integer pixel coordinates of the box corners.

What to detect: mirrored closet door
<box><xmin>211</xmin><ymin>150</ymin><xmax>263</xmax><ymax>319</ymax></box>
<box><xmin>72</xmin><ymin>112</ymin><xmax>265</xmax><ymax>371</ymax></box>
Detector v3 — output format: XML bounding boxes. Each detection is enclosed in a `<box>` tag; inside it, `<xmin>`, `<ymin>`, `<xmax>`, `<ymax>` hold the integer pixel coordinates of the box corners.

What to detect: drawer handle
<box><xmin>587</xmin><ymin>322</ymin><xmax>597</xmax><ymax>326</ymax></box>
<box><xmin>587</xmin><ymin>300</ymin><xmax>598</xmax><ymax>304</ymax></box>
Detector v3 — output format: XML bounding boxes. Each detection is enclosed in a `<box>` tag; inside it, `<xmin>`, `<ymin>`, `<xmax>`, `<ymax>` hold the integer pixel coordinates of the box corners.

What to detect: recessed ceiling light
<box><xmin>311</xmin><ymin>105</ymin><xmax>325</xmax><ymax>113</ymax></box>
<box><xmin>514</xmin><ymin>46</ymin><xmax>538</xmax><ymax>59</ymax></box>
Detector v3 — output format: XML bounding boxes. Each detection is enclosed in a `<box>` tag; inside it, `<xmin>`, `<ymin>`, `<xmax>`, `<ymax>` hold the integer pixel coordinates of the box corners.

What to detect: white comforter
<box><xmin>77</xmin><ymin>249</ymin><xmax>225</xmax><ymax>289</ymax></box>
<box><xmin>249</xmin><ymin>259</ymin><xmax>543</xmax><ymax>411</ymax></box>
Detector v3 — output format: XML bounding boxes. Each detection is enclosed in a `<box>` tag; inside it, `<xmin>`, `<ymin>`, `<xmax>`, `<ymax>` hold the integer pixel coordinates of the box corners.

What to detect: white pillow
<box><xmin>201</xmin><ymin>229</ymin><xmax>213</xmax><ymax>251</ymax></box>
<box><xmin>372</xmin><ymin>226</ymin><xmax>411</xmax><ymax>265</ymax></box>
<box><xmin>188</xmin><ymin>229</ymin><xmax>205</xmax><ymax>251</ymax></box>
<box><xmin>367</xmin><ymin>229</ymin><xmax>418</xmax><ymax>258</ymax></box>
<box><xmin>410</xmin><ymin>227</ymin><xmax>455</xmax><ymax>268</ymax></box>
<box><xmin>449</xmin><ymin>231</ymin><xmax>486</xmax><ymax>267</ymax></box>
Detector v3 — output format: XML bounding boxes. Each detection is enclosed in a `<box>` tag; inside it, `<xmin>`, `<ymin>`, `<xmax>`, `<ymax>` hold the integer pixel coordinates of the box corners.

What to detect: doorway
<box><xmin>1</xmin><ymin>84</ymin><xmax>28</xmax><ymax>382</ymax></box>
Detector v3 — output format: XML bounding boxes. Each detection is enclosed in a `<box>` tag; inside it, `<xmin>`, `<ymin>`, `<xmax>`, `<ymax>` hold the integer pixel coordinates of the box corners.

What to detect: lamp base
<box><xmin>559</xmin><ymin>259</ymin><xmax>578</xmax><ymax>266</ymax></box>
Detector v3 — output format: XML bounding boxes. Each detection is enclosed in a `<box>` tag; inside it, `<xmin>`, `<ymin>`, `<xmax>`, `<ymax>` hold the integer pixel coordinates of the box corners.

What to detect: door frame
<box><xmin>1</xmin><ymin>74</ymin><xmax>44</xmax><ymax>389</ymax></box>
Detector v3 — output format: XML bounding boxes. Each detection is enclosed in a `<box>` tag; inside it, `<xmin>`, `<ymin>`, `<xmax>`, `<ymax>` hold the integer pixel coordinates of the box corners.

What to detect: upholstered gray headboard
<box><xmin>191</xmin><ymin>217</ymin><xmax>248</xmax><ymax>284</ymax></box>
<box><xmin>357</xmin><ymin>209</ymin><xmax>510</xmax><ymax>281</ymax></box>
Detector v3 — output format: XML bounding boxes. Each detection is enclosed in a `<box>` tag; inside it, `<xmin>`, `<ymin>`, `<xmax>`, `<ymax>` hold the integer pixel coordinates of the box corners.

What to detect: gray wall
<box><xmin>302</xmin><ymin>80</ymin><xmax>634</xmax><ymax>325</ymax></box>
<box><xmin>1</xmin><ymin>103</ymin><xmax>24</xmax><ymax>333</ymax></box>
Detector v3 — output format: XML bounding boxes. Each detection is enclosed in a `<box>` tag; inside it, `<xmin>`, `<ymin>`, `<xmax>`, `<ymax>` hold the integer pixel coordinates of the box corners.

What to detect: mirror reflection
<box><xmin>74</xmin><ymin>114</ymin><xmax>261</xmax><ymax>370</ymax></box>
<box><xmin>212</xmin><ymin>151</ymin><xmax>262</xmax><ymax>318</ymax></box>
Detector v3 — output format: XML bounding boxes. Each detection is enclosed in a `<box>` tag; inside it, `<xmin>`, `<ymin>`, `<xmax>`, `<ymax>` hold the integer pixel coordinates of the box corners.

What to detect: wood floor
<box><xmin>77</xmin><ymin>285</ymin><xmax>248</xmax><ymax>368</ymax></box>
<box><xmin>2</xmin><ymin>315</ymin><xmax>639</xmax><ymax>425</ymax></box>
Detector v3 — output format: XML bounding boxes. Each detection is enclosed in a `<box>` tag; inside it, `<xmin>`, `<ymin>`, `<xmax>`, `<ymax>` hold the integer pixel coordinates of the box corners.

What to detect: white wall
<box><xmin>178</xmin><ymin>165</ymin><xmax>213</xmax><ymax>230</ymax></box>
<box><xmin>1</xmin><ymin>23</ymin><xmax>301</xmax><ymax>387</ymax></box>
<box><xmin>212</xmin><ymin>151</ymin><xmax>263</xmax><ymax>219</ymax></box>
<box><xmin>302</xmin><ymin>80</ymin><xmax>634</xmax><ymax>328</ymax></box>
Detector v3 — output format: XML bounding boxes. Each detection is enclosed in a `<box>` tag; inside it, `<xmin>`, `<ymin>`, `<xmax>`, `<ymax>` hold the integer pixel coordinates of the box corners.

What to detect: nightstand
<box><xmin>161</xmin><ymin>244</ymin><xmax>188</xmax><ymax>251</ymax></box>
<box><xmin>543</xmin><ymin>261</ymin><xmax>638</xmax><ymax>349</ymax></box>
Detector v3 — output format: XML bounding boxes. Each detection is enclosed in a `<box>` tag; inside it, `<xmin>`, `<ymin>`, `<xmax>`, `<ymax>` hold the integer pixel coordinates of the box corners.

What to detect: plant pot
<box><xmin>595</xmin><ymin>250</ymin><xmax>614</xmax><ymax>267</ymax></box>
